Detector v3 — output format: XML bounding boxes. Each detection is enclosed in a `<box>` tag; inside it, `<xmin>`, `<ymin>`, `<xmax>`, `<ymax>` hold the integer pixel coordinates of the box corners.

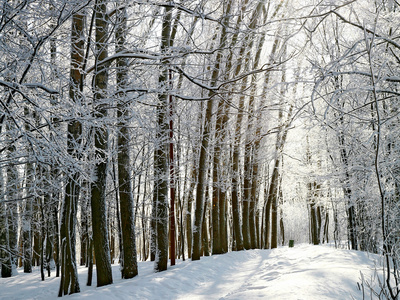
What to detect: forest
<box><xmin>0</xmin><ymin>0</ymin><xmax>399</xmax><ymax>298</ymax></box>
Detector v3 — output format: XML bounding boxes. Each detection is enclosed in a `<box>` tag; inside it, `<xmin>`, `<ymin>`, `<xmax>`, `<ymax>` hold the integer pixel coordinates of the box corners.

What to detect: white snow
<box><xmin>1</xmin><ymin>244</ymin><xmax>382</xmax><ymax>300</ymax></box>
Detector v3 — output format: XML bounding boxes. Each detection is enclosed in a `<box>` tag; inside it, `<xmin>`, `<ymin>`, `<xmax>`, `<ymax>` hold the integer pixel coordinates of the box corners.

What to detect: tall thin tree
<box><xmin>116</xmin><ymin>0</ymin><xmax>138</xmax><ymax>279</ymax></box>
<box><xmin>91</xmin><ymin>0</ymin><xmax>113</xmax><ymax>287</ymax></box>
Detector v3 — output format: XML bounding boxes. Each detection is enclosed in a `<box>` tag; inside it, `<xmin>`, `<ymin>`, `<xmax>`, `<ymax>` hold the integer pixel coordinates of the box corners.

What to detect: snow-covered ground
<box><xmin>1</xmin><ymin>244</ymin><xmax>382</xmax><ymax>300</ymax></box>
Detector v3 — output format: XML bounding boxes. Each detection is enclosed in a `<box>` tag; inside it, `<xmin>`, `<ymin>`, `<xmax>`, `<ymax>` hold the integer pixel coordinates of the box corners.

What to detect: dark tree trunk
<box><xmin>40</xmin><ymin>197</ymin><xmax>45</xmax><ymax>281</ymax></box>
<box><xmin>316</xmin><ymin>205</ymin><xmax>322</xmax><ymax>243</ymax></box>
<box><xmin>269</xmin><ymin>160</ymin><xmax>280</xmax><ymax>249</ymax></box>
<box><xmin>80</xmin><ymin>201</ymin><xmax>88</xmax><ymax>267</ymax></box>
<box><xmin>193</xmin><ymin>0</ymin><xmax>236</xmax><ymax>260</ymax></box>
<box><xmin>231</xmin><ymin>157</ymin><xmax>244</xmax><ymax>251</ymax></box>
<box><xmin>201</xmin><ymin>193</ymin><xmax>210</xmax><ymax>256</ymax></box>
<box><xmin>52</xmin><ymin>200</ymin><xmax>60</xmax><ymax>277</ymax></box>
<box><xmin>116</xmin><ymin>1</ymin><xmax>138</xmax><ymax>280</ymax></box>
<box><xmin>45</xmin><ymin>217</ymin><xmax>52</xmax><ymax>277</ymax></box>
<box><xmin>58</xmin><ymin>7</ymin><xmax>87</xmax><ymax>295</ymax></box>
<box><xmin>32</xmin><ymin>208</ymin><xmax>41</xmax><ymax>267</ymax></box>
<box><xmin>280</xmin><ymin>210</ymin><xmax>285</xmax><ymax>246</ymax></box>
<box><xmin>310</xmin><ymin>201</ymin><xmax>318</xmax><ymax>245</ymax></box>
<box><xmin>323</xmin><ymin>210</ymin><xmax>329</xmax><ymax>244</ymax></box>
<box><xmin>22</xmin><ymin>197</ymin><xmax>32</xmax><ymax>273</ymax></box>
<box><xmin>340</xmin><ymin>138</ymin><xmax>357</xmax><ymax>250</ymax></box>
<box><xmin>152</xmin><ymin>6</ymin><xmax>173</xmax><ymax>272</ymax></box>
<box><xmin>219</xmin><ymin>187</ymin><xmax>228</xmax><ymax>253</ymax></box>
<box><xmin>86</xmin><ymin>238</ymin><xmax>93</xmax><ymax>286</ymax></box>
<box><xmin>150</xmin><ymin>205</ymin><xmax>156</xmax><ymax>262</ymax></box>
<box><xmin>263</xmin><ymin>187</ymin><xmax>272</xmax><ymax>249</ymax></box>
<box><xmin>186</xmin><ymin>169</ymin><xmax>196</xmax><ymax>259</ymax></box>
<box><xmin>152</xmin><ymin>117</ymin><xmax>169</xmax><ymax>271</ymax></box>
<box><xmin>212</xmin><ymin>148</ymin><xmax>221</xmax><ymax>255</ymax></box>
<box><xmin>192</xmin><ymin>95</ymin><xmax>213</xmax><ymax>260</ymax></box>
<box><xmin>59</xmin><ymin>172</ymin><xmax>80</xmax><ymax>296</ymax></box>
<box><xmin>249</xmin><ymin>151</ymin><xmax>258</xmax><ymax>249</ymax></box>
<box><xmin>242</xmin><ymin>147</ymin><xmax>252</xmax><ymax>250</ymax></box>
<box><xmin>91</xmin><ymin>0</ymin><xmax>113</xmax><ymax>287</ymax></box>
<box><xmin>0</xmin><ymin>203</ymin><xmax>12</xmax><ymax>278</ymax></box>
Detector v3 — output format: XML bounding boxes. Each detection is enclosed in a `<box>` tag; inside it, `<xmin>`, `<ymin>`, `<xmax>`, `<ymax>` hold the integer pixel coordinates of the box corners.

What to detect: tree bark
<box><xmin>192</xmin><ymin>0</ymin><xmax>240</xmax><ymax>260</ymax></box>
<box><xmin>0</xmin><ymin>202</ymin><xmax>12</xmax><ymax>278</ymax></box>
<box><xmin>91</xmin><ymin>0</ymin><xmax>113</xmax><ymax>287</ymax></box>
<box><xmin>152</xmin><ymin>6</ymin><xmax>173</xmax><ymax>272</ymax></box>
<box><xmin>116</xmin><ymin>1</ymin><xmax>138</xmax><ymax>280</ymax></box>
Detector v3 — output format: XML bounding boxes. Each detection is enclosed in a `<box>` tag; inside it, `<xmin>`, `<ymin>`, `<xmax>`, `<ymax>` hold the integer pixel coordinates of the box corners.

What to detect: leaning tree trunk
<box><xmin>193</xmin><ymin>0</ymin><xmax>235</xmax><ymax>260</ymax></box>
<box><xmin>244</xmin><ymin>18</ymin><xmax>270</xmax><ymax>249</ymax></box>
<box><xmin>267</xmin><ymin>105</ymin><xmax>293</xmax><ymax>249</ymax></box>
<box><xmin>231</xmin><ymin>0</ymin><xmax>266</xmax><ymax>252</ymax></box>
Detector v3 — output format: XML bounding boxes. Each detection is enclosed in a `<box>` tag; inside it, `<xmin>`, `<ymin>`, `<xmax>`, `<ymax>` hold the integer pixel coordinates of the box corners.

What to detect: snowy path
<box><xmin>179</xmin><ymin>245</ymin><xmax>377</xmax><ymax>299</ymax></box>
<box><xmin>0</xmin><ymin>244</ymin><xmax>379</xmax><ymax>300</ymax></box>
<box><xmin>217</xmin><ymin>245</ymin><xmax>375</xmax><ymax>299</ymax></box>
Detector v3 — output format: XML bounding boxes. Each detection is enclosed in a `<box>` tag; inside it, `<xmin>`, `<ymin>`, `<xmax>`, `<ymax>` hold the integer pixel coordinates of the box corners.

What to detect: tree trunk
<box><xmin>59</xmin><ymin>172</ymin><xmax>80</xmax><ymax>296</ymax></box>
<box><xmin>58</xmin><ymin>7</ymin><xmax>88</xmax><ymax>295</ymax></box>
<box><xmin>270</xmin><ymin>167</ymin><xmax>279</xmax><ymax>249</ymax></box>
<box><xmin>192</xmin><ymin>96</ymin><xmax>213</xmax><ymax>260</ymax></box>
<box><xmin>309</xmin><ymin>201</ymin><xmax>318</xmax><ymax>245</ymax></box>
<box><xmin>339</xmin><ymin>135</ymin><xmax>357</xmax><ymax>250</ymax></box>
<box><xmin>45</xmin><ymin>215</ymin><xmax>52</xmax><ymax>277</ymax></box>
<box><xmin>263</xmin><ymin>186</ymin><xmax>272</xmax><ymax>249</ymax></box>
<box><xmin>231</xmin><ymin>1</ymin><xmax>266</xmax><ymax>252</ymax></box>
<box><xmin>52</xmin><ymin>200</ymin><xmax>60</xmax><ymax>277</ymax></box>
<box><xmin>152</xmin><ymin>6</ymin><xmax>173</xmax><ymax>272</ymax></box>
<box><xmin>152</xmin><ymin>106</ymin><xmax>169</xmax><ymax>271</ymax></box>
<box><xmin>219</xmin><ymin>183</ymin><xmax>228</xmax><ymax>253</ymax></box>
<box><xmin>80</xmin><ymin>196</ymin><xmax>89</xmax><ymax>267</ymax></box>
<box><xmin>212</xmin><ymin>145</ymin><xmax>221</xmax><ymax>255</ymax></box>
<box><xmin>201</xmin><ymin>192</ymin><xmax>210</xmax><ymax>256</ymax></box>
<box><xmin>242</xmin><ymin>147</ymin><xmax>252</xmax><ymax>250</ymax></box>
<box><xmin>186</xmin><ymin>166</ymin><xmax>196</xmax><ymax>259</ymax></box>
<box><xmin>279</xmin><ymin>209</ymin><xmax>285</xmax><ymax>246</ymax></box>
<box><xmin>210</xmin><ymin>0</ymin><xmax>237</xmax><ymax>254</ymax></box>
<box><xmin>231</xmin><ymin>89</ymin><xmax>245</xmax><ymax>251</ymax></box>
<box><xmin>0</xmin><ymin>202</ymin><xmax>12</xmax><ymax>278</ymax></box>
<box><xmin>86</xmin><ymin>238</ymin><xmax>93</xmax><ymax>286</ymax></box>
<box><xmin>323</xmin><ymin>210</ymin><xmax>329</xmax><ymax>244</ymax></box>
<box><xmin>116</xmin><ymin>1</ymin><xmax>138</xmax><ymax>280</ymax></box>
<box><xmin>267</xmin><ymin>105</ymin><xmax>293</xmax><ymax>249</ymax></box>
<box><xmin>192</xmin><ymin>0</ymin><xmax>237</xmax><ymax>260</ymax></box>
<box><xmin>249</xmin><ymin>146</ymin><xmax>259</xmax><ymax>249</ymax></box>
<box><xmin>22</xmin><ymin>195</ymin><xmax>33</xmax><ymax>273</ymax></box>
<box><xmin>91</xmin><ymin>0</ymin><xmax>113</xmax><ymax>287</ymax></box>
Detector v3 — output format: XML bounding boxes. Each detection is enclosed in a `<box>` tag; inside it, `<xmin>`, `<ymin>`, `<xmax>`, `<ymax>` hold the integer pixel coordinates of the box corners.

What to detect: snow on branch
<box><xmin>174</xmin><ymin>62</ymin><xmax>281</xmax><ymax>94</ymax></box>
<box><xmin>0</xmin><ymin>80</ymin><xmax>40</xmax><ymax>107</ymax></box>
<box><xmin>332</xmin><ymin>11</ymin><xmax>400</xmax><ymax>51</ymax></box>
<box><xmin>134</xmin><ymin>1</ymin><xmax>220</xmax><ymax>24</ymax></box>
<box><xmin>24</xmin><ymin>83</ymin><xmax>59</xmax><ymax>94</ymax></box>
<box><xmin>86</xmin><ymin>51</ymin><xmax>163</xmax><ymax>74</ymax></box>
<box><xmin>325</xmin><ymin>70</ymin><xmax>400</xmax><ymax>83</ymax></box>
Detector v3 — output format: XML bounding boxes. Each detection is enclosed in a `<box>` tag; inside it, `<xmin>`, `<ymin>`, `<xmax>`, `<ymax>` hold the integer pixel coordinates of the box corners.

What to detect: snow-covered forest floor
<box><xmin>1</xmin><ymin>244</ymin><xmax>383</xmax><ymax>300</ymax></box>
